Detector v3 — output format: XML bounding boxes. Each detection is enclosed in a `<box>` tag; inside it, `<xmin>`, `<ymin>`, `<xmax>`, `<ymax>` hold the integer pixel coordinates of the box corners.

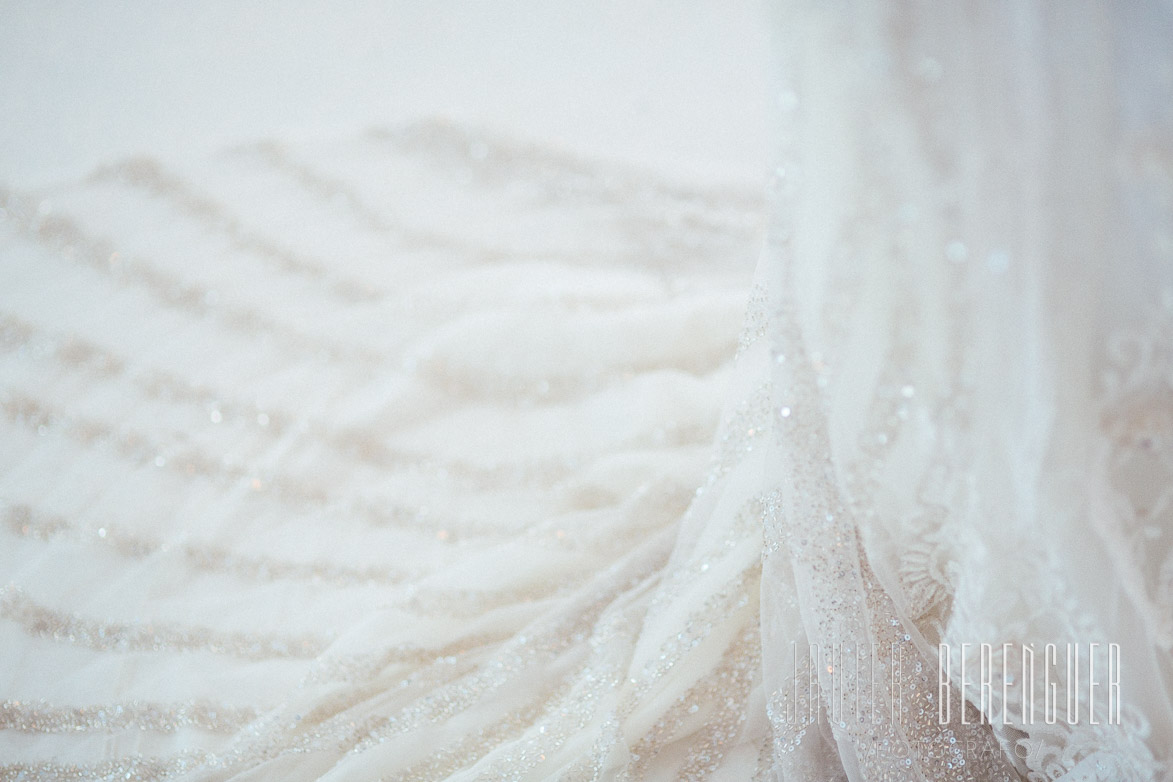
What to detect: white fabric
<box><xmin>761</xmin><ymin>2</ymin><xmax>1173</xmax><ymax>779</ymax></box>
<box><xmin>2</xmin><ymin>2</ymin><xmax>1173</xmax><ymax>780</ymax></box>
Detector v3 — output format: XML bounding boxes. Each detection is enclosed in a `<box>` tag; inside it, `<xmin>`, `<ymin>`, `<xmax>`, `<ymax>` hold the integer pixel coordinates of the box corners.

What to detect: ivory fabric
<box><xmin>3</xmin><ymin>2</ymin><xmax>1173</xmax><ymax>781</ymax></box>
<box><xmin>0</xmin><ymin>122</ymin><xmax>770</xmax><ymax>780</ymax></box>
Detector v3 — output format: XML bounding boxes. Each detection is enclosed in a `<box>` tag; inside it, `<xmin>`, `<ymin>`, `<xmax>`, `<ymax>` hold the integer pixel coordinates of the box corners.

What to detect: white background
<box><xmin>0</xmin><ymin>1</ymin><xmax>770</xmax><ymax>186</ymax></box>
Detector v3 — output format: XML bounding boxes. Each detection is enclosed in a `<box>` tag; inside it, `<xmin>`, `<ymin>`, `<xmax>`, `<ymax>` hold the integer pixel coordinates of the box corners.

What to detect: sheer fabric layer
<box><xmin>2</xmin><ymin>0</ymin><xmax>1173</xmax><ymax>777</ymax></box>
<box><xmin>761</xmin><ymin>1</ymin><xmax>1173</xmax><ymax>780</ymax></box>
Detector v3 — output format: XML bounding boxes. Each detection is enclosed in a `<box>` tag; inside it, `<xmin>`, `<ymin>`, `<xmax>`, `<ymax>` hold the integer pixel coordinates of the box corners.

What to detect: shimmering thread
<box><xmin>0</xmin><ymin>752</ymin><xmax>211</xmax><ymax>782</ymax></box>
<box><xmin>0</xmin><ymin>312</ymin><xmax>291</xmax><ymax>434</ymax></box>
<box><xmin>764</xmin><ymin>239</ymin><xmax>1017</xmax><ymax>779</ymax></box>
<box><xmin>2</xmin><ymin>388</ymin><xmax>698</xmax><ymax>513</ymax></box>
<box><xmin>239</xmin><ymin>136</ymin><xmax>578</xmax><ymax>267</ymax></box>
<box><xmin>0</xmin><ymin>188</ymin><xmax>380</xmax><ymax>365</ymax></box>
<box><xmin>0</xmin><ymin>699</ymin><xmax>260</xmax><ymax>734</ymax></box>
<box><xmin>299</xmin><ymin>629</ymin><xmax>514</xmax><ymax>686</ymax></box>
<box><xmin>564</xmin><ymin>567</ymin><xmax>762</xmax><ymax>780</ymax></box>
<box><xmin>152</xmin><ymin>538</ymin><xmax>675</xmax><ymax>782</ymax></box>
<box><xmin>227</xmin><ymin>124</ymin><xmax>764</xmax><ymax>284</ymax></box>
<box><xmin>391</xmin><ymin>577</ymin><xmax>584</xmax><ymax>619</ymax></box>
<box><xmin>0</xmin><ymin>123</ymin><xmax>771</xmax><ymax>782</ymax></box>
<box><xmin>0</xmin><ymin>586</ymin><xmax>330</xmax><ymax>660</ymax></box>
<box><xmin>383</xmin><ymin>671</ymin><xmax>579</xmax><ymax>782</ymax></box>
<box><xmin>0</xmin><ymin>393</ymin><xmax>543</xmax><ymax>536</ymax></box>
<box><xmin>735</xmin><ymin>284</ymin><xmax>770</xmax><ymax>358</ymax></box>
<box><xmin>470</xmin><ymin>610</ymin><xmax>642</xmax><ymax>781</ymax></box>
<box><xmin>368</xmin><ymin>121</ymin><xmax>763</xmax><ymax>277</ymax></box>
<box><xmin>243</xmin><ymin>140</ymin><xmax>457</xmax><ymax>249</ymax></box>
<box><xmin>622</xmin><ymin>625</ymin><xmax>761</xmax><ymax>779</ymax></box>
<box><xmin>89</xmin><ymin>157</ymin><xmax>385</xmax><ymax>303</ymax></box>
<box><xmin>3</xmin><ymin>503</ymin><xmax>421</xmax><ymax>587</ymax></box>
<box><xmin>0</xmin><ymin>314</ymin><xmax>609</xmax><ymax>525</ymax></box>
<box><xmin>751</xmin><ymin>731</ymin><xmax>776</xmax><ymax>782</ymax></box>
<box><xmin>629</xmin><ymin>566</ymin><xmax>760</xmax><ymax>700</ymax></box>
<box><xmin>859</xmin><ymin>540</ymin><xmax>1012</xmax><ymax>780</ymax></box>
<box><xmin>3</xmin><ymin>497</ymin><xmax>591</xmax><ymax>652</ymax></box>
<box><xmin>643</xmin><ymin>494</ymin><xmax>764</xmax><ymax>623</ymax></box>
<box><xmin>712</xmin><ymin>382</ymin><xmax>773</xmax><ymax>477</ymax></box>
<box><xmin>372</xmin><ymin>120</ymin><xmax>762</xmax><ymax>217</ymax></box>
<box><xmin>357</xmin><ymin>543</ymin><xmax>670</xmax><ymax>747</ymax></box>
<box><xmin>143</xmin><ymin>533</ymin><xmax>673</xmax><ymax>782</ymax></box>
<box><xmin>675</xmin><ymin>636</ymin><xmax>759</xmax><ymax>779</ymax></box>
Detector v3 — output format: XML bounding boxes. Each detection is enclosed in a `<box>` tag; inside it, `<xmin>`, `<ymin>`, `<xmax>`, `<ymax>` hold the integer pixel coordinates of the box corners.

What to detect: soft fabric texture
<box><xmin>2</xmin><ymin>2</ymin><xmax>1172</xmax><ymax>780</ymax></box>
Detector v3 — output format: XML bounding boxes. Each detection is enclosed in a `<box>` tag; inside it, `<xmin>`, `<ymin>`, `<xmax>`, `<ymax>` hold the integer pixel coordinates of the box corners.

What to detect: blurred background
<box><xmin>0</xmin><ymin>0</ymin><xmax>770</xmax><ymax>185</ymax></box>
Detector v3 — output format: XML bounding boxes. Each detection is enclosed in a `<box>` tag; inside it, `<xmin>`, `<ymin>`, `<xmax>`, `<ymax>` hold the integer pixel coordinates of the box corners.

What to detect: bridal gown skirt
<box><xmin>0</xmin><ymin>122</ymin><xmax>786</xmax><ymax>780</ymax></box>
<box><xmin>0</xmin><ymin>119</ymin><xmax>1165</xmax><ymax>782</ymax></box>
<box><xmin>4</xmin><ymin>3</ymin><xmax>1173</xmax><ymax>781</ymax></box>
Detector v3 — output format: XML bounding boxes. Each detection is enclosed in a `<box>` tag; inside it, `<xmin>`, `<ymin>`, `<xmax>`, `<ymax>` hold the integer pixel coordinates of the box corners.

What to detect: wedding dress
<box><xmin>2</xmin><ymin>2</ymin><xmax>1172</xmax><ymax>781</ymax></box>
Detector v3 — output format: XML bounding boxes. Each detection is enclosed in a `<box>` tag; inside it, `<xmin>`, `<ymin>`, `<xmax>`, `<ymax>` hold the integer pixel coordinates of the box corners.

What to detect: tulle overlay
<box><xmin>3</xmin><ymin>2</ymin><xmax>1173</xmax><ymax>780</ymax></box>
<box><xmin>0</xmin><ymin>121</ymin><xmax>778</xmax><ymax>779</ymax></box>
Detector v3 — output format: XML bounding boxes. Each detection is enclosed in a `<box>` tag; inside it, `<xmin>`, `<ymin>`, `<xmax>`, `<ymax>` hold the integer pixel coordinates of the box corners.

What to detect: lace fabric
<box><xmin>761</xmin><ymin>1</ymin><xmax>1173</xmax><ymax>779</ymax></box>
